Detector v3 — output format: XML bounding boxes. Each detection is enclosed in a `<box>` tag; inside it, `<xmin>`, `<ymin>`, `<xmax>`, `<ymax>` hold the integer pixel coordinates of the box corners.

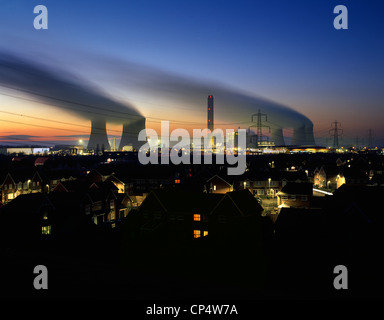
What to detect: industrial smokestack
<box><xmin>207</xmin><ymin>95</ymin><xmax>214</xmax><ymax>132</ymax></box>
<box><xmin>87</xmin><ymin>119</ymin><xmax>110</xmax><ymax>151</ymax></box>
<box><xmin>119</xmin><ymin>117</ymin><xmax>146</xmax><ymax>151</ymax></box>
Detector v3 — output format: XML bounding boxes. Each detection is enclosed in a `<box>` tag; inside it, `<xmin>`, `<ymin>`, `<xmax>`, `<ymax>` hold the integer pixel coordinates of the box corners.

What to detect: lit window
<box><xmin>194</xmin><ymin>214</ymin><xmax>201</xmax><ymax>221</ymax></box>
<box><xmin>193</xmin><ymin>230</ymin><xmax>201</xmax><ymax>238</ymax></box>
<box><xmin>213</xmin><ymin>185</ymin><xmax>216</xmax><ymax>191</ymax></box>
<box><xmin>203</xmin><ymin>231</ymin><xmax>208</xmax><ymax>237</ymax></box>
<box><xmin>42</xmin><ymin>226</ymin><xmax>51</xmax><ymax>235</ymax></box>
<box><xmin>282</xmin><ymin>195</ymin><xmax>288</xmax><ymax>201</ymax></box>
<box><xmin>175</xmin><ymin>179</ymin><xmax>180</xmax><ymax>184</ymax></box>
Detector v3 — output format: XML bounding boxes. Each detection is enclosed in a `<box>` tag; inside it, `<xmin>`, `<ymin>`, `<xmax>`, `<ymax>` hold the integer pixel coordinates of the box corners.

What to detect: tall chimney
<box><xmin>207</xmin><ymin>95</ymin><xmax>214</xmax><ymax>132</ymax></box>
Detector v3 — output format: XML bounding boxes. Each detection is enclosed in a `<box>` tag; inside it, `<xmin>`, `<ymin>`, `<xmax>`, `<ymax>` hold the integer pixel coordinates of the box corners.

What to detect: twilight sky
<box><xmin>0</xmin><ymin>0</ymin><xmax>384</xmax><ymax>147</ymax></box>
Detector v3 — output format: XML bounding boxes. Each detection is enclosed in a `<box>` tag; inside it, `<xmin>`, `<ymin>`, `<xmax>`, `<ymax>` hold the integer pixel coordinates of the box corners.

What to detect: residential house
<box><xmin>42</xmin><ymin>170</ymin><xmax>80</xmax><ymax>192</ymax></box>
<box><xmin>0</xmin><ymin>168</ymin><xmax>44</xmax><ymax>203</ymax></box>
<box><xmin>0</xmin><ymin>193</ymin><xmax>55</xmax><ymax>247</ymax></box>
<box><xmin>276</xmin><ymin>182</ymin><xmax>313</xmax><ymax>209</ymax></box>
<box><xmin>240</xmin><ymin>169</ymin><xmax>308</xmax><ymax>198</ymax></box>
<box><xmin>205</xmin><ymin>175</ymin><xmax>234</xmax><ymax>194</ymax></box>
<box><xmin>313</xmin><ymin>165</ymin><xmax>344</xmax><ymax>190</ymax></box>
<box><xmin>136</xmin><ymin>188</ymin><xmax>263</xmax><ymax>244</ymax></box>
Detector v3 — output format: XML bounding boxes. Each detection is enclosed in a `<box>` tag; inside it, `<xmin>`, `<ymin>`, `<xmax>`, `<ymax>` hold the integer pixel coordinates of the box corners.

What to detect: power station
<box><xmin>0</xmin><ymin>53</ymin><xmax>317</xmax><ymax>151</ymax></box>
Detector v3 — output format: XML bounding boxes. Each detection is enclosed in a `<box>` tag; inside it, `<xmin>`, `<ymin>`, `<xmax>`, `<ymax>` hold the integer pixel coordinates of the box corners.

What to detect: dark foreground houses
<box><xmin>0</xmin><ymin>151</ymin><xmax>384</xmax><ymax>299</ymax></box>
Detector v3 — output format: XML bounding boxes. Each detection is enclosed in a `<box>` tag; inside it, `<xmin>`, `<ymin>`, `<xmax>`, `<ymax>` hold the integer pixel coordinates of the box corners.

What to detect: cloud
<box><xmin>0</xmin><ymin>134</ymin><xmax>38</xmax><ymax>140</ymax></box>
<box><xmin>0</xmin><ymin>51</ymin><xmax>143</xmax><ymax>124</ymax></box>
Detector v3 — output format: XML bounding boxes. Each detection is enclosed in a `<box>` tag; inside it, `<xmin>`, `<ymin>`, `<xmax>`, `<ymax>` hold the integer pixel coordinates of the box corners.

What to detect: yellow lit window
<box><xmin>203</xmin><ymin>231</ymin><xmax>208</xmax><ymax>237</ymax></box>
<box><xmin>193</xmin><ymin>214</ymin><xmax>201</xmax><ymax>221</ymax></box>
<box><xmin>193</xmin><ymin>230</ymin><xmax>201</xmax><ymax>238</ymax></box>
<box><xmin>42</xmin><ymin>226</ymin><xmax>51</xmax><ymax>235</ymax></box>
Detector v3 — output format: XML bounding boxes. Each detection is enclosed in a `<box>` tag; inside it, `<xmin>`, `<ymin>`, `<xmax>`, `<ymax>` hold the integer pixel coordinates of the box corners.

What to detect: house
<box><xmin>205</xmin><ymin>175</ymin><xmax>234</xmax><ymax>194</ymax></box>
<box><xmin>52</xmin><ymin>179</ymin><xmax>89</xmax><ymax>193</ymax></box>
<box><xmin>91</xmin><ymin>164</ymin><xmax>177</xmax><ymax>195</ymax></box>
<box><xmin>42</xmin><ymin>170</ymin><xmax>80</xmax><ymax>191</ymax></box>
<box><xmin>0</xmin><ymin>168</ymin><xmax>44</xmax><ymax>203</ymax></box>
<box><xmin>276</xmin><ymin>182</ymin><xmax>313</xmax><ymax>209</ymax></box>
<box><xmin>0</xmin><ymin>193</ymin><xmax>55</xmax><ymax>247</ymax></box>
<box><xmin>313</xmin><ymin>165</ymin><xmax>344</xmax><ymax>190</ymax></box>
<box><xmin>240</xmin><ymin>169</ymin><xmax>308</xmax><ymax>198</ymax></box>
<box><xmin>34</xmin><ymin>157</ymin><xmax>49</xmax><ymax>167</ymax></box>
<box><xmin>208</xmin><ymin>189</ymin><xmax>264</xmax><ymax>244</ymax></box>
<box><xmin>136</xmin><ymin>187</ymin><xmax>263</xmax><ymax>244</ymax></box>
<box><xmin>51</xmin><ymin>177</ymin><xmax>125</xmax><ymax>228</ymax></box>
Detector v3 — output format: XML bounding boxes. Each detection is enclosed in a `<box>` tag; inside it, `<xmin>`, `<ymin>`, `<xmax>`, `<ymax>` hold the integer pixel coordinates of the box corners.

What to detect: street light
<box><xmin>268</xmin><ymin>178</ymin><xmax>271</xmax><ymax>198</ymax></box>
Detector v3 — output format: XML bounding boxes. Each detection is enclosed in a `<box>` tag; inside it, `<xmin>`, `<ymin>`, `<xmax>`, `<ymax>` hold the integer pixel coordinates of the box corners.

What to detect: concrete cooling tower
<box><xmin>87</xmin><ymin>119</ymin><xmax>111</xmax><ymax>151</ymax></box>
<box><xmin>118</xmin><ymin>117</ymin><xmax>146</xmax><ymax>151</ymax></box>
<box><xmin>87</xmin><ymin>117</ymin><xmax>146</xmax><ymax>151</ymax></box>
<box><xmin>271</xmin><ymin>128</ymin><xmax>285</xmax><ymax>146</ymax></box>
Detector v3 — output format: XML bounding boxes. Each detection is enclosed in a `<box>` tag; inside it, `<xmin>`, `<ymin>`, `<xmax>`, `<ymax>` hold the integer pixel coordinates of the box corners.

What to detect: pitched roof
<box><xmin>206</xmin><ymin>174</ymin><xmax>232</xmax><ymax>186</ymax></box>
<box><xmin>0</xmin><ymin>193</ymin><xmax>51</xmax><ymax>217</ymax></box>
<box><xmin>280</xmin><ymin>182</ymin><xmax>313</xmax><ymax>196</ymax></box>
<box><xmin>225</xmin><ymin>189</ymin><xmax>263</xmax><ymax>216</ymax></box>
<box><xmin>2</xmin><ymin>168</ymin><xmax>40</xmax><ymax>185</ymax></box>
<box><xmin>140</xmin><ymin>187</ymin><xmax>224</xmax><ymax>215</ymax></box>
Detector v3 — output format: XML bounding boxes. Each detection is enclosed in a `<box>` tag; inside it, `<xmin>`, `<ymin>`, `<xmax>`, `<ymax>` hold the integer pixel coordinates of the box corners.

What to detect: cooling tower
<box><xmin>87</xmin><ymin>119</ymin><xmax>111</xmax><ymax>151</ymax></box>
<box><xmin>291</xmin><ymin>124</ymin><xmax>315</xmax><ymax>146</ymax></box>
<box><xmin>271</xmin><ymin>127</ymin><xmax>285</xmax><ymax>146</ymax></box>
<box><xmin>119</xmin><ymin>117</ymin><xmax>146</xmax><ymax>151</ymax></box>
<box><xmin>292</xmin><ymin>125</ymin><xmax>306</xmax><ymax>146</ymax></box>
<box><xmin>304</xmin><ymin>124</ymin><xmax>315</xmax><ymax>145</ymax></box>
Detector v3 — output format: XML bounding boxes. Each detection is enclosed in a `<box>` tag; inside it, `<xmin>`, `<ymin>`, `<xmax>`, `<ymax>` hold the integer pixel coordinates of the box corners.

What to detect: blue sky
<box><xmin>1</xmin><ymin>0</ymin><xmax>384</xmax><ymax>146</ymax></box>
